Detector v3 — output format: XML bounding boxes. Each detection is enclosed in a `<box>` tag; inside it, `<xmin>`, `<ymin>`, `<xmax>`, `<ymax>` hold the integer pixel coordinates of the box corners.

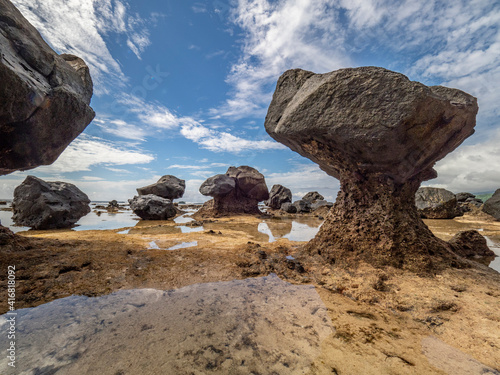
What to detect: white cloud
<box><xmin>33</xmin><ymin>135</ymin><xmax>154</xmax><ymax>174</ymax></box>
<box><xmin>93</xmin><ymin>117</ymin><xmax>148</xmax><ymax>141</ymax></box>
<box><xmin>167</xmin><ymin>162</ymin><xmax>229</xmax><ymax>170</ymax></box>
<box><xmin>12</xmin><ymin>0</ymin><xmax>151</xmax><ymax>94</ymax></box>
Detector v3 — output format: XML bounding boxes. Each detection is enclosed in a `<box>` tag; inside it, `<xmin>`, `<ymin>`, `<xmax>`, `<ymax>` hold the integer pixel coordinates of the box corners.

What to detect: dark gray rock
<box><xmin>302</xmin><ymin>191</ymin><xmax>324</xmax><ymax>203</ymax></box>
<box><xmin>449</xmin><ymin>230</ymin><xmax>495</xmax><ymax>258</ymax></box>
<box><xmin>280</xmin><ymin>202</ymin><xmax>297</xmax><ymax>213</ymax></box>
<box><xmin>137</xmin><ymin>175</ymin><xmax>185</xmax><ymax>200</ymax></box>
<box><xmin>265</xmin><ymin>66</ymin><xmax>477</xmax><ymax>271</ymax></box>
<box><xmin>456</xmin><ymin>192</ymin><xmax>475</xmax><ymax>202</ymax></box>
<box><xmin>12</xmin><ymin>175</ymin><xmax>90</xmax><ymax>229</ymax></box>
<box><xmin>465</xmin><ymin>197</ymin><xmax>483</xmax><ymax>207</ymax></box>
<box><xmin>483</xmin><ymin>189</ymin><xmax>500</xmax><ymax>220</ymax></box>
<box><xmin>199</xmin><ymin>174</ymin><xmax>235</xmax><ymax>197</ymax></box>
<box><xmin>267</xmin><ymin>184</ymin><xmax>292</xmax><ymax>209</ymax></box>
<box><xmin>129</xmin><ymin>195</ymin><xmax>177</xmax><ymax>220</ymax></box>
<box><xmin>311</xmin><ymin>200</ymin><xmax>333</xmax><ymax>211</ymax></box>
<box><xmin>415</xmin><ymin>187</ymin><xmax>462</xmax><ymax>219</ymax></box>
<box><xmin>196</xmin><ymin>166</ymin><xmax>269</xmax><ymax>217</ymax></box>
<box><xmin>293</xmin><ymin>200</ymin><xmax>311</xmax><ymax>213</ymax></box>
<box><xmin>0</xmin><ymin>0</ymin><xmax>95</xmax><ymax>175</ymax></box>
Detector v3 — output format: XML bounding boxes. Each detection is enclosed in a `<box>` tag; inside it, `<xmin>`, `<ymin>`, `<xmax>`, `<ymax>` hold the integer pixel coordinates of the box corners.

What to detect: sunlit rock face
<box><xmin>265</xmin><ymin>67</ymin><xmax>478</xmax><ymax>272</ymax></box>
<box><xmin>197</xmin><ymin>166</ymin><xmax>269</xmax><ymax>217</ymax></box>
<box><xmin>0</xmin><ymin>0</ymin><xmax>95</xmax><ymax>175</ymax></box>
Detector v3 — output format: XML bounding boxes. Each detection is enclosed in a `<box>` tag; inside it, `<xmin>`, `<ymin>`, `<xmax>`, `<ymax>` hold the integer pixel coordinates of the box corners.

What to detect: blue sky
<box><xmin>1</xmin><ymin>0</ymin><xmax>499</xmax><ymax>202</ymax></box>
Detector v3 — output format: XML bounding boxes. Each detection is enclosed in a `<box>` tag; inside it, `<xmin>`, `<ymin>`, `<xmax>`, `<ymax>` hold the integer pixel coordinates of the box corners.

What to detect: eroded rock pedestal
<box><xmin>196</xmin><ymin>166</ymin><xmax>269</xmax><ymax>217</ymax></box>
<box><xmin>265</xmin><ymin>67</ymin><xmax>478</xmax><ymax>272</ymax></box>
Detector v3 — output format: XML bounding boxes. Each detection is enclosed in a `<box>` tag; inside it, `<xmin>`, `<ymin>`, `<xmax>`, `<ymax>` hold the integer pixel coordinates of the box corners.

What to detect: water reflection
<box><xmin>0</xmin><ymin>275</ymin><xmax>333</xmax><ymax>374</ymax></box>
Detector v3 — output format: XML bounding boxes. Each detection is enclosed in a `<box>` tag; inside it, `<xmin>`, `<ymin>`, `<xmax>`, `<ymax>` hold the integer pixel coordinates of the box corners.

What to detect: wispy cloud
<box><xmin>12</xmin><ymin>0</ymin><xmax>151</xmax><ymax>94</ymax></box>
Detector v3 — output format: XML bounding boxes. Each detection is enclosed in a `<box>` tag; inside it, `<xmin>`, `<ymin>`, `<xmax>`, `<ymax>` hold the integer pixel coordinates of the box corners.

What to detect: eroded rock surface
<box><xmin>416</xmin><ymin>187</ymin><xmax>462</xmax><ymax>219</ymax></box>
<box><xmin>267</xmin><ymin>184</ymin><xmax>292</xmax><ymax>209</ymax></box>
<box><xmin>196</xmin><ymin>166</ymin><xmax>269</xmax><ymax>217</ymax></box>
<box><xmin>137</xmin><ymin>175</ymin><xmax>185</xmax><ymax>200</ymax></box>
<box><xmin>0</xmin><ymin>0</ymin><xmax>95</xmax><ymax>175</ymax></box>
<box><xmin>449</xmin><ymin>230</ymin><xmax>495</xmax><ymax>259</ymax></box>
<box><xmin>265</xmin><ymin>67</ymin><xmax>478</xmax><ymax>272</ymax></box>
<box><xmin>129</xmin><ymin>195</ymin><xmax>177</xmax><ymax>220</ymax></box>
<box><xmin>12</xmin><ymin>176</ymin><xmax>90</xmax><ymax>229</ymax></box>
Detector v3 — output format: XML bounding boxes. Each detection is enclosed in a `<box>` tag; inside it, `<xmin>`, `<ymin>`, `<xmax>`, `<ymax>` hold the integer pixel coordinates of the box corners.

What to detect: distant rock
<box><xmin>137</xmin><ymin>175</ymin><xmax>185</xmax><ymax>200</ymax></box>
<box><xmin>265</xmin><ymin>66</ymin><xmax>477</xmax><ymax>271</ymax></box>
<box><xmin>456</xmin><ymin>192</ymin><xmax>475</xmax><ymax>202</ymax></box>
<box><xmin>12</xmin><ymin>176</ymin><xmax>90</xmax><ymax>229</ymax></box>
<box><xmin>199</xmin><ymin>174</ymin><xmax>235</xmax><ymax>197</ymax></box>
<box><xmin>483</xmin><ymin>189</ymin><xmax>500</xmax><ymax>220</ymax></box>
<box><xmin>196</xmin><ymin>166</ymin><xmax>269</xmax><ymax>217</ymax></box>
<box><xmin>449</xmin><ymin>230</ymin><xmax>495</xmax><ymax>258</ymax></box>
<box><xmin>129</xmin><ymin>195</ymin><xmax>177</xmax><ymax>220</ymax></box>
<box><xmin>465</xmin><ymin>197</ymin><xmax>483</xmax><ymax>207</ymax></box>
<box><xmin>293</xmin><ymin>200</ymin><xmax>311</xmax><ymax>213</ymax></box>
<box><xmin>0</xmin><ymin>0</ymin><xmax>95</xmax><ymax>175</ymax></box>
<box><xmin>311</xmin><ymin>200</ymin><xmax>333</xmax><ymax>211</ymax></box>
<box><xmin>267</xmin><ymin>184</ymin><xmax>292</xmax><ymax>209</ymax></box>
<box><xmin>415</xmin><ymin>187</ymin><xmax>462</xmax><ymax>219</ymax></box>
<box><xmin>302</xmin><ymin>192</ymin><xmax>324</xmax><ymax>203</ymax></box>
<box><xmin>280</xmin><ymin>202</ymin><xmax>297</xmax><ymax>213</ymax></box>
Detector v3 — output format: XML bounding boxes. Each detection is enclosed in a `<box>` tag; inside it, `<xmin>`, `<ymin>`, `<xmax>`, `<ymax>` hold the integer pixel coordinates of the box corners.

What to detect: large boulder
<box><xmin>0</xmin><ymin>0</ymin><xmax>95</xmax><ymax>175</ymax></box>
<box><xmin>449</xmin><ymin>230</ymin><xmax>495</xmax><ymax>259</ymax></box>
<box><xmin>12</xmin><ymin>176</ymin><xmax>90</xmax><ymax>229</ymax></box>
<box><xmin>196</xmin><ymin>166</ymin><xmax>269</xmax><ymax>217</ymax></box>
<box><xmin>415</xmin><ymin>187</ymin><xmax>462</xmax><ymax>219</ymax></box>
<box><xmin>265</xmin><ymin>67</ymin><xmax>478</xmax><ymax>272</ymax></box>
<box><xmin>129</xmin><ymin>195</ymin><xmax>177</xmax><ymax>220</ymax></box>
<box><xmin>482</xmin><ymin>189</ymin><xmax>500</xmax><ymax>220</ymax></box>
<box><xmin>267</xmin><ymin>184</ymin><xmax>292</xmax><ymax>209</ymax></box>
<box><xmin>293</xmin><ymin>200</ymin><xmax>311</xmax><ymax>213</ymax></box>
<box><xmin>280</xmin><ymin>202</ymin><xmax>297</xmax><ymax>213</ymax></box>
<box><xmin>302</xmin><ymin>191</ymin><xmax>324</xmax><ymax>203</ymax></box>
<box><xmin>137</xmin><ymin>175</ymin><xmax>185</xmax><ymax>200</ymax></box>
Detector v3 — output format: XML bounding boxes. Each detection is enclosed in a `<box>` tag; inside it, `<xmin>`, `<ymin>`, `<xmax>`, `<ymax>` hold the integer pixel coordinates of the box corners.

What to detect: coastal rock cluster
<box><xmin>415</xmin><ymin>187</ymin><xmax>463</xmax><ymax>219</ymax></box>
<box><xmin>0</xmin><ymin>0</ymin><xmax>95</xmax><ymax>175</ymax></box>
<box><xmin>129</xmin><ymin>175</ymin><xmax>185</xmax><ymax>220</ymax></box>
<box><xmin>265</xmin><ymin>66</ymin><xmax>478</xmax><ymax>271</ymax></box>
<box><xmin>196</xmin><ymin>166</ymin><xmax>269</xmax><ymax>217</ymax></box>
<box><xmin>12</xmin><ymin>176</ymin><xmax>90</xmax><ymax>229</ymax></box>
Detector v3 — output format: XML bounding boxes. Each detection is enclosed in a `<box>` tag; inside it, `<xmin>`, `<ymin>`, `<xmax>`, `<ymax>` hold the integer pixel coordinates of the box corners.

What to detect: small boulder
<box><xmin>12</xmin><ymin>176</ymin><xmax>90</xmax><ymax>229</ymax></box>
<box><xmin>415</xmin><ymin>187</ymin><xmax>462</xmax><ymax>219</ymax></box>
<box><xmin>280</xmin><ymin>202</ymin><xmax>297</xmax><ymax>213</ymax></box>
<box><xmin>311</xmin><ymin>200</ymin><xmax>333</xmax><ymax>211</ymax></box>
<box><xmin>129</xmin><ymin>195</ymin><xmax>177</xmax><ymax>220</ymax></box>
<box><xmin>267</xmin><ymin>184</ymin><xmax>292</xmax><ymax>209</ymax></box>
<box><xmin>449</xmin><ymin>230</ymin><xmax>495</xmax><ymax>258</ymax></box>
<box><xmin>302</xmin><ymin>191</ymin><xmax>324</xmax><ymax>203</ymax></box>
<box><xmin>293</xmin><ymin>200</ymin><xmax>311</xmax><ymax>213</ymax></box>
<box><xmin>482</xmin><ymin>189</ymin><xmax>500</xmax><ymax>220</ymax></box>
<box><xmin>137</xmin><ymin>175</ymin><xmax>185</xmax><ymax>200</ymax></box>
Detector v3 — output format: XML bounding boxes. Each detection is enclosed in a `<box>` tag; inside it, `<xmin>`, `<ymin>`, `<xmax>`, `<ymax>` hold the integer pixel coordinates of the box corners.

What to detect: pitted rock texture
<box><xmin>415</xmin><ymin>187</ymin><xmax>462</xmax><ymax>219</ymax></box>
<box><xmin>129</xmin><ymin>195</ymin><xmax>177</xmax><ymax>220</ymax></box>
<box><xmin>137</xmin><ymin>175</ymin><xmax>185</xmax><ymax>200</ymax></box>
<box><xmin>12</xmin><ymin>176</ymin><xmax>90</xmax><ymax>229</ymax></box>
<box><xmin>196</xmin><ymin>166</ymin><xmax>269</xmax><ymax>217</ymax></box>
<box><xmin>449</xmin><ymin>230</ymin><xmax>495</xmax><ymax>259</ymax></box>
<box><xmin>267</xmin><ymin>184</ymin><xmax>292</xmax><ymax>209</ymax></box>
<box><xmin>0</xmin><ymin>0</ymin><xmax>95</xmax><ymax>175</ymax></box>
<box><xmin>265</xmin><ymin>67</ymin><xmax>478</xmax><ymax>272</ymax></box>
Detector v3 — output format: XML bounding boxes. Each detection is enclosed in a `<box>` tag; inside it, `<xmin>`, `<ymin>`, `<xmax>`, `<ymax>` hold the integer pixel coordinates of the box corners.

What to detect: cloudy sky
<box><xmin>1</xmin><ymin>0</ymin><xmax>499</xmax><ymax>202</ymax></box>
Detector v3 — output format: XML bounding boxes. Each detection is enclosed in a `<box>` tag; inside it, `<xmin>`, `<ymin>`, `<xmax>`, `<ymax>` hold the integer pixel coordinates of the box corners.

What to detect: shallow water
<box><xmin>0</xmin><ymin>274</ymin><xmax>333</xmax><ymax>374</ymax></box>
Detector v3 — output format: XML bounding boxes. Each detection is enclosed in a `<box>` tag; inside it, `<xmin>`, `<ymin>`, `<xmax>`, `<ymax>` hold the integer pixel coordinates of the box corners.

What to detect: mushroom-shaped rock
<box><xmin>415</xmin><ymin>187</ymin><xmax>462</xmax><ymax>219</ymax></box>
<box><xmin>137</xmin><ymin>175</ymin><xmax>185</xmax><ymax>200</ymax></box>
<box><xmin>12</xmin><ymin>176</ymin><xmax>90</xmax><ymax>229</ymax></box>
<box><xmin>199</xmin><ymin>174</ymin><xmax>236</xmax><ymax>197</ymax></box>
<box><xmin>265</xmin><ymin>67</ymin><xmax>478</xmax><ymax>272</ymax></box>
<box><xmin>267</xmin><ymin>184</ymin><xmax>292</xmax><ymax>209</ymax></box>
<box><xmin>196</xmin><ymin>166</ymin><xmax>269</xmax><ymax>217</ymax></box>
<box><xmin>0</xmin><ymin>0</ymin><xmax>95</xmax><ymax>175</ymax></box>
<box><xmin>129</xmin><ymin>195</ymin><xmax>177</xmax><ymax>220</ymax></box>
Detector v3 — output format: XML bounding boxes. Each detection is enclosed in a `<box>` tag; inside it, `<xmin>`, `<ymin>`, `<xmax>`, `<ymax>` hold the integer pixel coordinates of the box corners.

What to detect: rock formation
<box><xmin>196</xmin><ymin>166</ymin><xmax>269</xmax><ymax>217</ymax></box>
<box><xmin>456</xmin><ymin>192</ymin><xmax>475</xmax><ymax>202</ymax></box>
<box><xmin>293</xmin><ymin>200</ymin><xmax>311</xmax><ymax>213</ymax></box>
<box><xmin>137</xmin><ymin>175</ymin><xmax>185</xmax><ymax>200</ymax></box>
<box><xmin>280</xmin><ymin>202</ymin><xmax>297</xmax><ymax>213</ymax></box>
<box><xmin>267</xmin><ymin>184</ymin><xmax>292</xmax><ymax>209</ymax></box>
<box><xmin>415</xmin><ymin>187</ymin><xmax>463</xmax><ymax>219</ymax></box>
<box><xmin>12</xmin><ymin>176</ymin><xmax>90</xmax><ymax>229</ymax></box>
<box><xmin>265</xmin><ymin>67</ymin><xmax>478</xmax><ymax>272</ymax></box>
<box><xmin>482</xmin><ymin>189</ymin><xmax>500</xmax><ymax>220</ymax></box>
<box><xmin>449</xmin><ymin>230</ymin><xmax>495</xmax><ymax>259</ymax></box>
<box><xmin>0</xmin><ymin>0</ymin><xmax>95</xmax><ymax>175</ymax></box>
<box><xmin>129</xmin><ymin>195</ymin><xmax>177</xmax><ymax>220</ymax></box>
<box><xmin>302</xmin><ymin>191</ymin><xmax>324</xmax><ymax>203</ymax></box>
